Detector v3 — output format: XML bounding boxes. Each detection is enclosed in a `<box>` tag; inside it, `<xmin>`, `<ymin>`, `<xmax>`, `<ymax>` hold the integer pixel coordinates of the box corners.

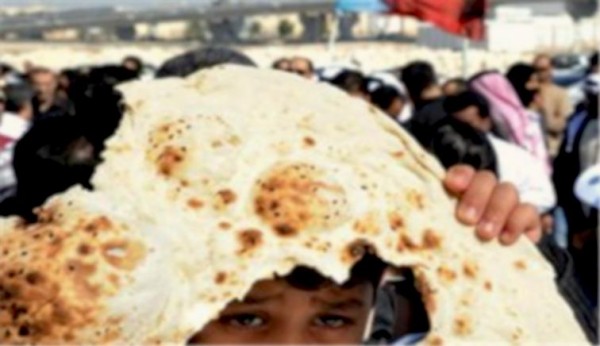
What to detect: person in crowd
<box><xmin>0</xmin><ymin>84</ymin><xmax>34</xmax><ymax>202</ymax></box>
<box><xmin>0</xmin><ymin>70</ymin><xmax>125</xmax><ymax>219</ymax></box>
<box><xmin>400</xmin><ymin>61</ymin><xmax>442</xmax><ymax>112</ymax></box>
<box><xmin>329</xmin><ymin>70</ymin><xmax>371</xmax><ymax>101</ymax></box>
<box><xmin>533</xmin><ymin>53</ymin><xmax>573</xmax><ymax>157</ymax></box>
<box><xmin>28</xmin><ymin>67</ymin><xmax>74</xmax><ymax>121</ymax></box>
<box><xmin>289</xmin><ymin>56</ymin><xmax>315</xmax><ymax>79</ymax></box>
<box><xmin>506</xmin><ymin>63</ymin><xmax>543</xmax><ymax>112</ymax></box>
<box><xmin>441</xmin><ymin>91</ymin><xmax>556</xmax><ymax>214</ymax></box>
<box><xmin>400</xmin><ymin>61</ymin><xmax>447</xmax><ymax>147</ymax></box>
<box><xmin>2</xmin><ymin>83</ymin><xmax>34</xmax><ymax>123</ymax></box>
<box><xmin>122</xmin><ymin>55</ymin><xmax>144</xmax><ymax>78</ymax></box>
<box><xmin>553</xmin><ymin>52</ymin><xmax>599</xmax><ymax>308</ymax></box>
<box><xmin>370</xmin><ymin>84</ymin><xmax>406</xmax><ymax>119</ymax></box>
<box><xmin>442</xmin><ymin>77</ymin><xmax>467</xmax><ymax>96</ymax></box>
<box><xmin>369</xmin><ymin>71</ymin><xmax>412</xmax><ymax>123</ymax></box>
<box><xmin>156</xmin><ymin>47</ymin><xmax>256</xmax><ymax>78</ymax></box>
<box><xmin>272</xmin><ymin>57</ymin><xmax>291</xmax><ymax>71</ymax></box>
<box><xmin>469</xmin><ymin>71</ymin><xmax>550</xmax><ymax>173</ymax></box>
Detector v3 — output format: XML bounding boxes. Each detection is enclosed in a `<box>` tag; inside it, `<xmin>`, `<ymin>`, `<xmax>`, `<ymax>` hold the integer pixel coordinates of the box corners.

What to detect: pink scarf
<box><xmin>470</xmin><ymin>72</ymin><xmax>551</xmax><ymax>173</ymax></box>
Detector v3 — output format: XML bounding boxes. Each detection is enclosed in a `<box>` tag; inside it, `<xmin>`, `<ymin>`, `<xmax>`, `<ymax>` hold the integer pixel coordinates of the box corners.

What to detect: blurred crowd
<box><xmin>0</xmin><ymin>46</ymin><xmax>597</xmax><ymax>341</ymax></box>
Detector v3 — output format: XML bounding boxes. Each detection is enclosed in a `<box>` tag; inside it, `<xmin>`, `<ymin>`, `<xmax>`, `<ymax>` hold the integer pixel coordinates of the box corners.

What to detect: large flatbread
<box><xmin>0</xmin><ymin>66</ymin><xmax>587</xmax><ymax>344</ymax></box>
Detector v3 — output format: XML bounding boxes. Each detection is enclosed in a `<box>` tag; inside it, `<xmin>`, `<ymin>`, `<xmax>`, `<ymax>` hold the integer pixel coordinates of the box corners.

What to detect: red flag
<box><xmin>387</xmin><ymin>0</ymin><xmax>487</xmax><ymax>40</ymax></box>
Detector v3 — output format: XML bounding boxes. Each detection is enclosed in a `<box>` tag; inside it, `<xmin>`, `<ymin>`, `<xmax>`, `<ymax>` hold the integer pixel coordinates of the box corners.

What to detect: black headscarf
<box><xmin>506</xmin><ymin>63</ymin><xmax>538</xmax><ymax>107</ymax></box>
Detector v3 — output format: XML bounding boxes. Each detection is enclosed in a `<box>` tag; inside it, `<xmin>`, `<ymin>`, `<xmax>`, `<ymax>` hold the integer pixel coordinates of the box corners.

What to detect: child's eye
<box><xmin>221</xmin><ymin>314</ymin><xmax>266</xmax><ymax>328</ymax></box>
<box><xmin>314</xmin><ymin>315</ymin><xmax>354</xmax><ymax>329</ymax></box>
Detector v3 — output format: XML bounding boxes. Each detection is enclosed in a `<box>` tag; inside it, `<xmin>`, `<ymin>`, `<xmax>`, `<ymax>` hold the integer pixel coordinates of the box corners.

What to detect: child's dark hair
<box><xmin>284</xmin><ymin>253</ymin><xmax>386</xmax><ymax>293</ymax></box>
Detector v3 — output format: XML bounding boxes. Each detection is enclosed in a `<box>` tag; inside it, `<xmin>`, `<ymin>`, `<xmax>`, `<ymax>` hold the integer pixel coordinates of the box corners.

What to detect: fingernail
<box><xmin>460</xmin><ymin>207</ymin><xmax>478</xmax><ymax>223</ymax></box>
<box><xmin>477</xmin><ymin>221</ymin><xmax>495</xmax><ymax>238</ymax></box>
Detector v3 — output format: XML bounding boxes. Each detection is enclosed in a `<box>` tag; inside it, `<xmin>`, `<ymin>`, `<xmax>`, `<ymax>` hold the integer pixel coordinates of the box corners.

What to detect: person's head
<box><xmin>12</xmin><ymin>116</ymin><xmax>98</xmax><ymax>220</ymax></box>
<box><xmin>122</xmin><ymin>55</ymin><xmax>144</xmax><ymax>77</ymax></box>
<box><xmin>401</xmin><ymin>61</ymin><xmax>440</xmax><ymax>108</ymax></box>
<box><xmin>425</xmin><ymin>117</ymin><xmax>497</xmax><ymax>173</ymax></box>
<box><xmin>29</xmin><ymin>67</ymin><xmax>59</xmax><ymax>103</ymax></box>
<box><xmin>370</xmin><ymin>85</ymin><xmax>405</xmax><ymax>118</ymax></box>
<box><xmin>589</xmin><ymin>51</ymin><xmax>599</xmax><ymax>75</ymax></box>
<box><xmin>272</xmin><ymin>58</ymin><xmax>291</xmax><ymax>72</ymax></box>
<box><xmin>4</xmin><ymin>83</ymin><xmax>35</xmax><ymax>121</ymax></box>
<box><xmin>443</xmin><ymin>90</ymin><xmax>493</xmax><ymax>133</ymax></box>
<box><xmin>506</xmin><ymin>63</ymin><xmax>540</xmax><ymax>108</ymax></box>
<box><xmin>289</xmin><ymin>57</ymin><xmax>315</xmax><ymax>79</ymax></box>
<box><xmin>442</xmin><ymin>78</ymin><xmax>467</xmax><ymax>96</ymax></box>
<box><xmin>330</xmin><ymin>71</ymin><xmax>370</xmax><ymax>101</ymax></box>
<box><xmin>156</xmin><ymin>47</ymin><xmax>256</xmax><ymax>78</ymax></box>
<box><xmin>533</xmin><ymin>53</ymin><xmax>553</xmax><ymax>84</ymax></box>
<box><xmin>190</xmin><ymin>254</ymin><xmax>386</xmax><ymax>344</ymax></box>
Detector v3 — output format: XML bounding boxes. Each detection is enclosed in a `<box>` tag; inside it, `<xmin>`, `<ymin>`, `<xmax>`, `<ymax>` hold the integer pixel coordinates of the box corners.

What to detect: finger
<box><xmin>501</xmin><ymin>204</ymin><xmax>541</xmax><ymax>245</ymax></box>
<box><xmin>476</xmin><ymin>182</ymin><xmax>519</xmax><ymax>241</ymax></box>
<box><xmin>444</xmin><ymin>165</ymin><xmax>476</xmax><ymax>195</ymax></box>
<box><xmin>456</xmin><ymin>170</ymin><xmax>497</xmax><ymax>225</ymax></box>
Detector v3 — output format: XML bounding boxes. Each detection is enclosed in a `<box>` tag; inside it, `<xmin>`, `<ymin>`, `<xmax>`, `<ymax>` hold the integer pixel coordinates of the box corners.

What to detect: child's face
<box><xmin>190</xmin><ymin>277</ymin><xmax>374</xmax><ymax>344</ymax></box>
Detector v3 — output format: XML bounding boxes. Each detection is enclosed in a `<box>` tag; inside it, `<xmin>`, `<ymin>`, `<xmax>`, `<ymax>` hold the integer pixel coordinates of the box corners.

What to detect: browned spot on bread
<box><xmin>254</xmin><ymin>163</ymin><xmax>348</xmax><ymax>236</ymax></box>
<box><xmin>453</xmin><ymin>315</ymin><xmax>473</xmax><ymax>336</ymax></box>
<box><xmin>77</xmin><ymin>244</ymin><xmax>93</xmax><ymax>256</ymax></box>
<box><xmin>238</xmin><ymin>229</ymin><xmax>263</xmax><ymax>254</ymax></box>
<box><xmin>407</xmin><ymin>190</ymin><xmax>425</xmax><ymax>210</ymax></box>
<box><xmin>484</xmin><ymin>281</ymin><xmax>493</xmax><ymax>291</ymax></box>
<box><xmin>388</xmin><ymin>212</ymin><xmax>404</xmax><ymax>231</ymax></box>
<box><xmin>35</xmin><ymin>206</ymin><xmax>58</xmax><ymax>224</ymax></box>
<box><xmin>392</xmin><ymin>151</ymin><xmax>405</xmax><ymax>159</ymax></box>
<box><xmin>463</xmin><ymin>260</ymin><xmax>478</xmax><ymax>279</ymax></box>
<box><xmin>426</xmin><ymin>335</ymin><xmax>443</xmax><ymax>346</ymax></box>
<box><xmin>187</xmin><ymin>198</ymin><xmax>204</xmax><ymax>209</ymax></box>
<box><xmin>211</xmin><ymin>140</ymin><xmax>223</xmax><ymax>148</ymax></box>
<box><xmin>512</xmin><ymin>327</ymin><xmax>523</xmax><ymax>341</ymax></box>
<box><xmin>108</xmin><ymin>274</ymin><xmax>120</xmax><ymax>287</ymax></box>
<box><xmin>217</xmin><ymin>189</ymin><xmax>237</xmax><ymax>205</ymax></box>
<box><xmin>422</xmin><ymin>229</ymin><xmax>442</xmax><ymax>249</ymax></box>
<box><xmin>101</xmin><ymin>240</ymin><xmax>146</xmax><ymax>271</ymax></box>
<box><xmin>157</xmin><ymin>146</ymin><xmax>184</xmax><ymax>176</ymax></box>
<box><xmin>273</xmin><ymin>223</ymin><xmax>297</xmax><ymax>237</ymax></box>
<box><xmin>303</xmin><ymin>137</ymin><xmax>316</xmax><ymax>147</ymax></box>
<box><xmin>514</xmin><ymin>260</ymin><xmax>527</xmax><ymax>270</ymax></box>
<box><xmin>437</xmin><ymin>266</ymin><xmax>457</xmax><ymax>283</ymax></box>
<box><xmin>218</xmin><ymin>222</ymin><xmax>231</xmax><ymax>230</ymax></box>
<box><xmin>397</xmin><ymin>234</ymin><xmax>418</xmax><ymax>252</ymax></box>
<box><xmin>342</xmin><ymin>240</ymin><xmax>375</xmax><ymax>264</ymax></box>
<box><xmin>24</xmin><ymin>272</ymin><xmax>44</xmax><ymax>286</ymax></box>
<box><xmin>215</xmin><ymin>272</ymin><xmax>227</xmax><ymax>284</ymax></box>
<box><xmin>84</xmin><ymin>217</ymin><xmax>113</xmax><ymax>234</ymax></box>
<box><xmin>352</xmin><ymin>213</ymin><xmax>380</xmax><ymax>235</ymax></box>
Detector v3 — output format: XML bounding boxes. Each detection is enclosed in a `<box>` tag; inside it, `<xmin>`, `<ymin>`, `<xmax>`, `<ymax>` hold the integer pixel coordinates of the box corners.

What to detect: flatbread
<box><xmin>0</xmin><ymin>65</ymin><xmax>588</xmax><ymax>344</ymax></box>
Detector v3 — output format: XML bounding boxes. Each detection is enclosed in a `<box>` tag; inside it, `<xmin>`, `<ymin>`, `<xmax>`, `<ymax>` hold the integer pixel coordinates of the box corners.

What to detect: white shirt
<box><xmin>488</xmin><ymin>135</ymin><xmax>556</xmax><ymax>213</ymax></box>
<box><xmin>0</xmin><ymin>113</ymin><xmax>30</xmax><ymax>191</ymax></box>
